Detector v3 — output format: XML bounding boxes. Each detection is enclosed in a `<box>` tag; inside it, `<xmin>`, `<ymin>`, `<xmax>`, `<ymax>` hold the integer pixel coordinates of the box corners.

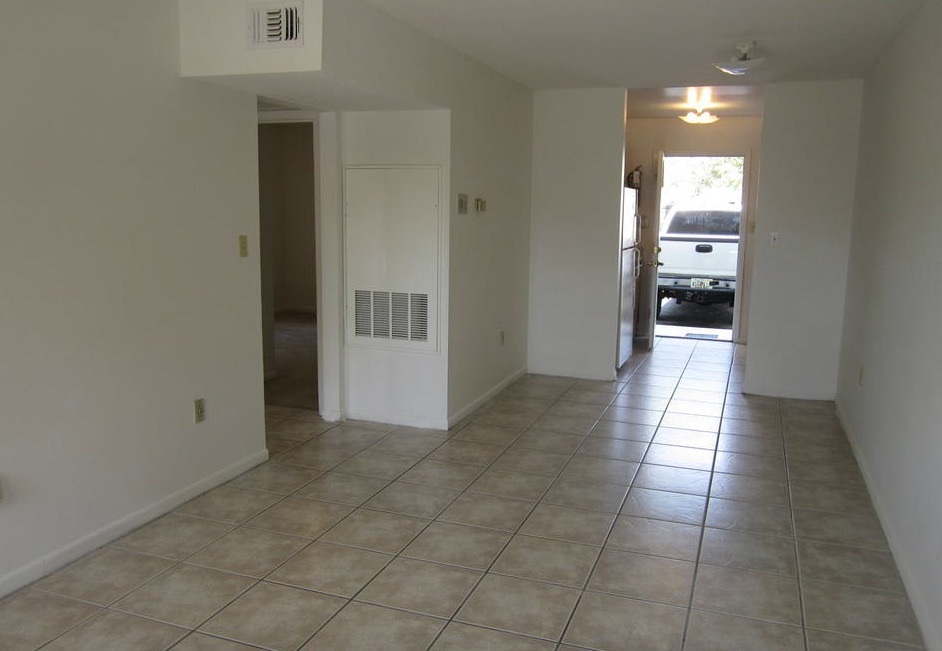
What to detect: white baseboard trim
<box><xmin>448</xmin><ymin>365</ymin><xmax>528</xmax><ymax>428</ymax></box>
<box><xmin>344</xmin><ymin>408</ymin><xmax>448</xmax><ymax>431</ymax></box>
<box><xmin>0</xmin><ymin>448</ymin><xmax>269</xmax><ymax>598</ymax></box>
<box><xmin>834</xmin><ymin>404</ymin><xmax>939</xmax><ymax>651</ymax></box>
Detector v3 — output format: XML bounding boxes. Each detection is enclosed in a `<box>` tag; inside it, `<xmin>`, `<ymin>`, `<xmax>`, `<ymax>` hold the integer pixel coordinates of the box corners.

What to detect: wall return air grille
<box><xmin>354</xmin><ymin>291</ymin><xmax>429</xmax><ymax>342</ymax></box>
<box><xmin>249</xmin><ymin>3</ymin><xmax>303</xmax><ymax>48</ymax></box>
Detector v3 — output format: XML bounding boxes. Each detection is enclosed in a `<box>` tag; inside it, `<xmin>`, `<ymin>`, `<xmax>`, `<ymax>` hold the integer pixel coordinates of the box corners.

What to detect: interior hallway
<box><xmin>0</xmin><ymin>338</ymin><xmax>924</xmax><ymax>650</ymax></box>
<box><xmin>264</xmin><ymin>312</ymin><xmax>318</xmax><ymax>412</ymax></box>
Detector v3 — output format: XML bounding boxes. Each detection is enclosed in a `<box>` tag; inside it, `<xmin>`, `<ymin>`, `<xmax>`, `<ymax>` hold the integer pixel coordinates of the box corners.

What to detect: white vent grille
<box><xmin>249</xmin><ymin>3</ymin><xmax>303</xmax><ymax>48</ymax></box>
<box><xmin>353</xmin><ymin>291</ymin><xmax>429</xmax><ymax>342</ymax></box>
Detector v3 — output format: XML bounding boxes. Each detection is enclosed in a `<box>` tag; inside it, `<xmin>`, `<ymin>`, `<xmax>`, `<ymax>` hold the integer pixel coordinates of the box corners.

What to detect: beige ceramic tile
<box><xmin>294</xmin><ymin>472</ymin><xmax>389</xmax><ymax>506</ymax></box>
<box><xmin>302</xmin><ymin>602</ymin><xmax>445</xmax><ymax>651</ymax></box>
<box><xmin>467</xmin><ymin>467</ymin><xmax>554</xmax><ymax>500</ymax></box>
<box><xmin>705</xmin><ymin>498</ymin><xmax>794</xmax><ymax>537</ymax></box>
<box><xmin>112</xmin><ymin>564</ymin><xmax>254</xmax><ymax>629</ymax></box>
<box><xmin>632</xmin><ymin>464</ymin><xmax>711</xmax><ymax>496</ymax></box>
<box><xmin>363</xmin><ymin>481</ymin><xmax>460</xmax><ymax>518</ymax></box>
<box><xmin>112</xmin><ymin>513</ymin><xmax>231</xmax><ymax>561</ymax></box>
<box><xmin>805</xmin><ymin>629</ymin><xmax>922</xmax><ymax>651</ymax></box>
<box><xmin>431</xmin><ymin>622</ymin><xmax>555</xmax><ymax>650</ymax></box>
<box><xmin>185</xmin><ymin>528</ymin><xmax>309</xmax><ymax>577</ymax></box>
<box><xmin>493</xmin><ymin>535</ymin><xmax>599</xmax><ymax>587</ymax></box>
<box><xmin>606</xmin><ymin>515</ymin><xmax>702</xmax><ymax>561</ymax></box>
<box><xmin>200</xmin><ymin>581</ymin><xmax>344</xmax><ymax>650</ymax></box>
<box><xmin>402</xmin><ymin>521</ymin><xmax>511</xmax><ymax>570</ymax></box>
<box><xmin>692</xmin><ymin>565</ymin><xmax>801</xmax><ymax>625</ymax></box>
<box><xmin>0</xmin><ymin>589</ymin><xmax>100</xmax><ymax>651</ymax></box>
<box><xmin>229</xmin><ymin>463</ymin><xmax>322</xmax><ymax>495</ymax></box>
<box><xmin>246</xmin><ymin>497</ymin><xmax>352</xmax><ymax>538</ymax></box>
<box><xmin>357</xmin><ymin>557</ymin><xmax>481</xmax><ymax>617</ymax></box>
<box><xmin>398</xmin><ymin>459</ymin><xmax>484</xmax><ymax>490</ymax></box>
<box><xmin>42</xmin><ymin>610</ymin><xmax>185</xmax><ymax>651</ymax></box>
<box><xmin>621</xmin><ymin>487</ymin><xmax>707</xmax><ymax>525</ymax></box>
<box><xmin>267</xmin><ymin>541</ymin><xmax>392</xmax><ymax>596</ymax></box>
<box><xmin>541</xmin><ymin>478</ymin><xmax>628</xmax><ymax>513</ymax></box>
<box><xmin>802</xmin><ymin>580</ymin><xmax>923</xmax><ymax>646</ymax></box>
<box><xmin>36</xmin><ymin>548</ymin><xmax>173</xmax><ymax>606</ymax></box>
<box><xmin>332</xmin><ymin>450</ymin><xmax>420</xmax><ymax>479</ymax></box>
<box><xmin>456</xmin><ymin>574</ymin><xmax>580</xmax><ymax>640</ymax></box>
<box><xmin>176</xmin><ymin>486</ymin><xmax>282</xmax><ymax>524</ymax></box>
<box><xmin>428</xmin><ymin>440</ymin><xmax>506</xmax><ymax>466</ymax></box>
<box><xmin>519</xmin><ymin>503</ymin><xmax>614</xmax><ymax>545</ymax></box>
<box><xmin>684</xmin><ymin>610</ymin><xmax>804</xmax><ymax>651</ymax></box>
<box><xmin>588</xmin><ymin>548</ymin><xmax>695</xmax><ymax>606</ymax></box>
<box><xmin>319</xmin><ymin>509</ymin><xmax>430</xmax><ymax>553</ymax></box>
<box><xmin>700</xmin><ymin>528</ymin><xmax>797</xmax><ymax>576</ymax></box>
<box><xmin>171</xmin><ymin>633</ymin><xmax>260</xmax><ymax>650</ymax></box>
<box><xmin>439</xmin><ymin>493</ymin><xmax>534</xmax><ymax>532</ymax></box>
<box><xmin>563</xmin><ymin>591</ymin><xmax>686</xmax><ymax>651</ymax></box>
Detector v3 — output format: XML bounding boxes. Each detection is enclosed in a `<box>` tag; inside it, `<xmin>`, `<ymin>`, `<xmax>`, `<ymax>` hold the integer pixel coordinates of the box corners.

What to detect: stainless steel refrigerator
<box><xmin>617</xmin><ymin>187</ymin><xmax>642</xmax><ymax>369</ymax></box>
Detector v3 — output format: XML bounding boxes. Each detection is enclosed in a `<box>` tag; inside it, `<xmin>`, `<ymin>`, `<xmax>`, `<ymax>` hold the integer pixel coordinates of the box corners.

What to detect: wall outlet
<box><xmin>238</xmin><ymin>234</ymin><xmax>249</xmax><ymax>257</ymax></box>
<box><xmin>857</xmin><ymin>366</ymin><xmax>865</xmax><ymax>387</ymax></box>
<box><xmin>499</xmin><ymin>330</ymin><xmax>506</xmax><ymax>346</ymax></box>
<box><xmin>194</xmin><ymin>398</ymin><xmax>206</xmax><ymax>423</ymax></box>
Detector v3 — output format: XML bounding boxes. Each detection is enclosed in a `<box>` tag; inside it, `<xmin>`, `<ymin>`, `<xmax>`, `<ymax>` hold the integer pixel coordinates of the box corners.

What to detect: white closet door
<box><xmin>343</xmin><ymin>166</ymin><xmax>440</xmax><ymax>350</ymax></box>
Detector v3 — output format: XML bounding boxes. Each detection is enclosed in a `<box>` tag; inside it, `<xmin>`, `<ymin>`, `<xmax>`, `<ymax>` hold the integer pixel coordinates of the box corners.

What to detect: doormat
<box><xmin>685</xmin><ymin>333</ymin><xmax>719</xmax><ymax>340</ymax></box>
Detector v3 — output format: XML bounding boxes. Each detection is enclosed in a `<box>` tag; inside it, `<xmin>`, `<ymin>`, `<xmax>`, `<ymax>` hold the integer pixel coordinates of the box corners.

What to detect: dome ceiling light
<box><xmin>714</xmin><ymin>40</ymin><xmax>765</xmax><ymax>76</ymax></box>
<box><xmin>679</xmin><ymin>87</ymin><xmax>719</xmax><ymax>124</ymax></box>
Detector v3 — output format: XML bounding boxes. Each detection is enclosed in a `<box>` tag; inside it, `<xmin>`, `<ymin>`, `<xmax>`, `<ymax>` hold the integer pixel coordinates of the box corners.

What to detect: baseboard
<box><xmin>0</xmin><ymin>448</ymin><xmax>269</xmax><ymax>598</ymax></box>
<box><xmin>448</xmin><ymin>365</ymin><xmax>528</xmax><ymax>428</ymax></box>
<box><xmin>834</xmin><ymin>404</ymin><xmax>939</xmax><ymax>651</ymax></box>
<box><xmin>344</xmin><ymin>407</ymin><xmax>449</xmax><ymax>431</ymax></box>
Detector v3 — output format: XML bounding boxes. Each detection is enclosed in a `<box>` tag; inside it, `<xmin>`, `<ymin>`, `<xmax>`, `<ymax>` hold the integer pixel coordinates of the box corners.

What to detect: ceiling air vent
<box><xmin>249</xmin><ymin>3</ymin><xmax>303</xmax><ymax>49</ymax></box>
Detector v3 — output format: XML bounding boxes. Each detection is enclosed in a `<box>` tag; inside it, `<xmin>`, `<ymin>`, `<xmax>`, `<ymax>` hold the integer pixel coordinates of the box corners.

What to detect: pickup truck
<box><xmin>656</xmin><ymin>202</ymin><xmax>740</xmax><ymax>316</ymax></box>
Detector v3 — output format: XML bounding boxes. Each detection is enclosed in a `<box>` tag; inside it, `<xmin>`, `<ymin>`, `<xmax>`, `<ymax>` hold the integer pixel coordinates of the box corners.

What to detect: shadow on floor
<box><xmin>265</xmin><ymin>311</ymin><xmax>318</xmax><ymax>411</ymax></box>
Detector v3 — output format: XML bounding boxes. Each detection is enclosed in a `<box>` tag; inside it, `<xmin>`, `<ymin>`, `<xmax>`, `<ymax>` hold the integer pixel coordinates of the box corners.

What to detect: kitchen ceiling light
<box><xmin>714</xmin><ymin>40</ymin><xmax>765</xmax><ymax>76</ymax></box>
<box><xmin>680</xmin><ymin>109</ymin><xmax>719</xmax><ymax>124</ymax></box>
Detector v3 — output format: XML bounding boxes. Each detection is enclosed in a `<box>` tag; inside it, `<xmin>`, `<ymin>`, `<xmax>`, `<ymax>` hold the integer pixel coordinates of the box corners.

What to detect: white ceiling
<box><xmin>628</xmin><ymin>86</ymin><xmax>765</xmax><ymax>119</ymax></box>
<box><xmin>363</xmin><ymin>0</ymin><xmax>924</xmax><ymax>92</ymax></box>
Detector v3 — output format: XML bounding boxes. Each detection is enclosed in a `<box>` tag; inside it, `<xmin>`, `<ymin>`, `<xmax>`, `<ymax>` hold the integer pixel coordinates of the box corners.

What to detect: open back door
<box><xmin>640</xmin><ymin>151</ymin><xmax>665</xmax><ymax>351</ymax></box>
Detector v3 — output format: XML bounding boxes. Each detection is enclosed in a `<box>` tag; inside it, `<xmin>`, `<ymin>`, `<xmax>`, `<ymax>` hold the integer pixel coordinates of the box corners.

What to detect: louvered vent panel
<box><xmin>352</xmin><ymin>290</ymin><xmax>429</xmax><ymax>343</ymax></box>
<box><xmin>410</xmin><ymin>293</ymin><xmax>429</xmax><ymax>342</ymax></box>
<box><xmin>391</xmin><ymin>293</ymin><xmax>410</xmax><ymax>340</ymax></box>
<box><xmin>372</xmin><ymin>291</ymin><xmax>391</xmax><ymax>339</ymax></box>
<box><xmin>354</xmin><ymin>291</ymin><xmax>372</xmax><ymax>337</ymax></box>
<box><xmin>249</xmin><ymin>3</ymin><xmax>303</xmax><ymax>48</ymax></box>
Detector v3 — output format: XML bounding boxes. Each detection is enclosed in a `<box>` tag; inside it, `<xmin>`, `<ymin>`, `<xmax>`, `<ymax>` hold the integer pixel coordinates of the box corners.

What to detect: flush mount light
<box><xmin>714</xmin><ymin>40</ymin><xmax>765</xmax><ymax>76</ymax></box>
<box><xmin>679</xmin><ymin>87</ymin><xmax>719</xmax><ymax>124</ymax></box>
<box><xmin>680</xmin><ymin>109</ymin><xmax>719</xmax><ymax>124</ymax></box>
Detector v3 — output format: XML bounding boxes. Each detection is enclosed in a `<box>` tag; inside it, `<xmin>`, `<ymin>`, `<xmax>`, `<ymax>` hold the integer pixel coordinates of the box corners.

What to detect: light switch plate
<box><xmin>457</xmin><ymin>194</ymin><xmax>469</xmax><ymax>215</ymax></box>
<box><xmin>239</xmin><ymin>235</ymin><xmax>249</xmax><ymax>257</ymax></box>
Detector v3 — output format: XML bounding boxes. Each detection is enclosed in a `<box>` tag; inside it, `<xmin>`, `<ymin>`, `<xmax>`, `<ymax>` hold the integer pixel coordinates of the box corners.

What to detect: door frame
<box><xmin>642</xmin><ymin>149</ymin><xmax>755</xmax><ymax>345</ymax></box>
<box><xmin>257</xmin><ymin>109</ymin><xmax>332</xmax><ymax>416</ymax></box>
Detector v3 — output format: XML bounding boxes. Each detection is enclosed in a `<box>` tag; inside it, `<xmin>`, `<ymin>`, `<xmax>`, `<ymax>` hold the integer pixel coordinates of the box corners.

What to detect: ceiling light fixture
<box><xmin>680</xmin><ymin>109</ymin><xmax>719</xmax><ymax>124</ymax></box>
<box><xmin>714</xmin><ymin>40</ymin><xmax>765</xmax><ymax>76</ymax></box>
<box><xmin>679</xmin><ymin>87</ymin><xmax>719</xmax><ymax>124</ymax></box>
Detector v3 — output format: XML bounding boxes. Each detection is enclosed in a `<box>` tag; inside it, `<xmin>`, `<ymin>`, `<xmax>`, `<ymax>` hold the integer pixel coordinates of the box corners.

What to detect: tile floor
<box><xmin>0</xmin><ymin>339</ymin><xmax>926</xmax><ymax>650</ymax></box>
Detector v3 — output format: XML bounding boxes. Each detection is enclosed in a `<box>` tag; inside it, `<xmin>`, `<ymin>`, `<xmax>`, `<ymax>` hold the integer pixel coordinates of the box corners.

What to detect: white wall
<box><xmin>0</xmin><ymin>0</ymin><xmax>266</xmax><ymax>595</ymax></box>
<box><xmin>528</xmin><ymin>88</ymin><xmax>627</xmax><ymax>380</ymax></box>
<box><xmin>339</xmin><ymin>110</ymin><xmax>451</xmax><ymax>428</ymax></box>
<box><xmin>319</xmin><ymin>0</ymin><xmax>534</xmax><ymax>424</ymax></box>
<box><xmin>626</xmin><ymin>117</ymin><xmax>763</xmax><ymax>342</ymax></box>
<box><xmin>743</xmin><ymin>81</ymin><xmax>863</xmax><ymax>399</ymax></box>
<box><xmin>258</xmin><ymin>125</ymin><xmax>279</xmax><ymax>379</ymax></box>
<box><xmin>836</xmin><ymin>2</ymin><xmax>942</xmax><ymax>647</ymax></box>
<box><xmin>179</xmin><ymin>0</ymin><xmax>324</xmax><ymax>77</ymax></box>
<box><xmin>268</xmin><ymin>123</ymin><xmax>317</xmax><ymax>313</ymax></box>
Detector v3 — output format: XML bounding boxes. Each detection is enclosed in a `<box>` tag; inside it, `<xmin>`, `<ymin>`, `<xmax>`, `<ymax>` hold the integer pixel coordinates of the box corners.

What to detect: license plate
<box><xmin>690</xmin><ymin>277</ymin><xmax>713</xmax><ymax>289</ymax></box>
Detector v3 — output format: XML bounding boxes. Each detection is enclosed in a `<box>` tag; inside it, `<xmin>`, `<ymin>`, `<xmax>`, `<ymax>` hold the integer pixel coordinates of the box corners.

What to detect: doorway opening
<box><xmin>258</xmin><ymin>122</ymin><xmax>319</xmax><ymax>416</ymax></box>
<box><xmin>655</xmin><ymin>155</ymin><xmax>745</xmax><ymax>341</ymax></box>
